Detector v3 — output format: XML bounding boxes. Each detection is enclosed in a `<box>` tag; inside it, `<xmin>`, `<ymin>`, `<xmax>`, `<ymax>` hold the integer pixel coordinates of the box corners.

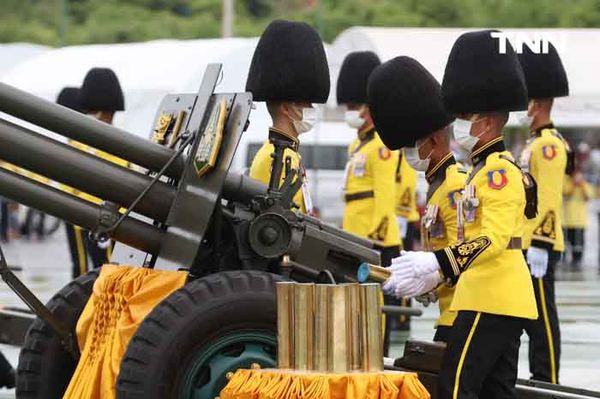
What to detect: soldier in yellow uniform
<box><xmin>517</xmin><ymin>43</ymin><xmax>571</xmax><ymax>384</ymax></box>
<box><xmin>337</xmin><ymin>51</ymin><xmax>400</xmax><ymax>265</ymax></box>
<box><xmin>336</xmin><ymin>51</ymin><xmax>400</xmax><ymax>355</ymax></box>
<box><xmin>245</xmin><ymin>20</ymin><xmax>330</xmax><ymax>215</ymax></box>
<box><xmin>425</xmin><ymin>157</ymin><xmax>467</xmax><ymax>343</ymax></box>
<box><xmin>343</xmin><ymin>129</ymin><xmax>400</xmax><ymax>258</ymax></box>
<box><xmin>377</xmin><ymin>31</ymin><xmax>538</xmax><ymax>399</ymax></box>
<box><xmin>563</xmin><ymin>171</ymin><xmax>593</xmax><ymax>270</ymax></box>
<box><xmin>69</xmin><ymin>68</ymin><xmax>128</xmax><ymax>275</ymax></box>
<box><xmin>368</xmin><ymin>56</ymin><xmax>464</xmax><ymax>343</ymax></box>
<box><xmin>395</xmin><ymin>153</ymin><xmax>419</xmax><ymax>250</ymax></box>
<box><xmin>55</xmin><ymin>87</ymin><xmax>90</xmax><ymax>279</ymax></box>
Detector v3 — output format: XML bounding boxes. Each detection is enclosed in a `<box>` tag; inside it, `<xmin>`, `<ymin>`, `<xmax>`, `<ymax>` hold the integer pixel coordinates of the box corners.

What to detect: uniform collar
<box><xmin>469</xmin><ymin>136</ymin><xmax>505</xmax><ymax>166</ymax></box>
<box><xmin>358</xmin><ymin>125</ymin><xmax>376</xmax><ymax>141</ymax></box>
<box><xmin>531</xmin><ymin>122</ymin><xmax>555</xmax><ymax>137</ymax></box>
<box><xmin>269</xmin><ymin>127</ymin><xmax>299</xmax><ymax>151</ymax></box>
<box><xmin>426</xmin><ymin>153</ymin><xmax>455</xmax><ymax>184</ymax></box>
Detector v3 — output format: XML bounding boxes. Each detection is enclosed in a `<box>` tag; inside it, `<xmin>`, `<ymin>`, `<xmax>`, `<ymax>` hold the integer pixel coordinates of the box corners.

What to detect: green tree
<box><xmin>1</xmin><ymin>0</ymin><xmax>599</xmax><ymax>46</ymax></box>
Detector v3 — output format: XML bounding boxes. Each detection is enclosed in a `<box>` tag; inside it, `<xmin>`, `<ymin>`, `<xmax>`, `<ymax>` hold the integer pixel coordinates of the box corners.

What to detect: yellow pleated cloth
<box><xmin>63</xmin><ymin>265</ymin><xmax>187</xmax><ymax>399</ymax></box>
<box><xmin>220</xmin><ymin>369</ymin><xmax>431</xmax><ymax>399</ymax></box>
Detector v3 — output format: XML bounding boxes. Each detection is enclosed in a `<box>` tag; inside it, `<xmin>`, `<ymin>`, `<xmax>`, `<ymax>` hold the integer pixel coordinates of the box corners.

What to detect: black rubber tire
<box><xmin>116</xmin><ymin>270</ymin><xmax>282</xmax><ymax>399</ymax></box>
<box><xmin>16</xmin><ymin>270</ymin><xmax>99</xmax><ymax>399</ymax></box>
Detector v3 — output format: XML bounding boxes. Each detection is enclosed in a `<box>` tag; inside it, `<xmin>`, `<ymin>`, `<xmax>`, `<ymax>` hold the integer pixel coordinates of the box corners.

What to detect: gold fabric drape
<box><xmin>63</xmin><ymin>265</ymin><xmax>187</xmax><ymax>399</ymax></box>
<box><xmin>220</xmin><ymin>369</ymin><xmax>430</xmax><ymax>399</ymax></box>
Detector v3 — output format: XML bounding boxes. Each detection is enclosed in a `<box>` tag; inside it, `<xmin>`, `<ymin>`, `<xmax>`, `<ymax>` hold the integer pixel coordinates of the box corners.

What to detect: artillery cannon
<box><xmin>0</xmin><ymin>64</ymin><xmax>388</xmax><ymax>399</ymax></box>
<box><xmin>0</xmin><ymin>64</ymin><xmax>597</xmax><ymax>399</ymax></box>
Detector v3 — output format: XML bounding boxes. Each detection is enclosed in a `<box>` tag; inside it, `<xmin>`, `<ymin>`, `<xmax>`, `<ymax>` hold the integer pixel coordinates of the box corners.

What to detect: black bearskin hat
<box><xmin>80</xmin><ymin>67</ymin><xmax>125</xmax><ymax>112</ymax></box>
<box><xmin>368</xmin><ymin>56</ymin><xmax>455</xmax><ymax>149</ymax></box>
<box><xmin>245</xmin><ymin>20</ymin><xmax>330</xmax><ymax>103</ymax></box>
<box><xmin>442</xmin><ymin>30</ymin><xmax>528</xmax><ymax>114</ymax></box>
<box><xmin>518</xmin><ymin>42</ymin><xmax>569</xmax><ymax>99</ymax></box>
<box><xmin>56</xmin><ymin>87</ymin><xmax>84</xmax><ymax>113</ymax></box>
<box><xmin>336</xmin><ymin>51</ymin><xmax>381</xmax><ymax>104</ymax></box>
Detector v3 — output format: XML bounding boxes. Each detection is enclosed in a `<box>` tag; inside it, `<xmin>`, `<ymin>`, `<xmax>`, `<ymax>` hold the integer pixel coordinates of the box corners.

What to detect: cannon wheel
<box><xmin>116</xmin><ymin>270</ymin><xmax>282</xmax><ymax>399</ymax></box>
<box><xmin>16</xmin><ymin>270</ymin><xmax>99</xmax><ymax>399</ymax></box>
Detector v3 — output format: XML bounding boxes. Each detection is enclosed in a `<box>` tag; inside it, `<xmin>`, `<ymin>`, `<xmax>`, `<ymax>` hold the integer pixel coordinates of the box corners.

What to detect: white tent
<box><xmin>332</xmin><ymin>27</ymin><xmax>600</xmax><ymax>127</ymax></box>
<box><xmin>1</xmin><ymin>38</ymin><xmax>259</xmax><ymax>137</ymax></box>
<box><xmin>0</xmin><ymin>37</ymin><xmax>342</xmax><ymax>164</ymax></box>
<box><xmin>0</xmin><ymin>43</ymin><xmax>49</xmax><ymax>76</ymax></box>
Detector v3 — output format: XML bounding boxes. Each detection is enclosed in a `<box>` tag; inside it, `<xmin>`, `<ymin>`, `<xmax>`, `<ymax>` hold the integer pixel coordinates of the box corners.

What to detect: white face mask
<box><xmin>514</xmin><ymin>110</ymin><xmax>533</xmax><ymax>126</ymax></box>
<box><xmin>453</xmin><ymin>118</ymin><xmax>480</xmax><ymax>152</ymax></box>
<box><xmin>404</xmin><ymin>145</ymin><xmax>432</xmax><ymax>172</ymax></box>
<box><xmin>344</xmin><ymin>110</ymin><xmax>365</xmax><ymax>129</ymax></box>
<box><xmin>292</xmin><ymin>106</ymin><xmax>317</xmax><ymax>135</ymax></box>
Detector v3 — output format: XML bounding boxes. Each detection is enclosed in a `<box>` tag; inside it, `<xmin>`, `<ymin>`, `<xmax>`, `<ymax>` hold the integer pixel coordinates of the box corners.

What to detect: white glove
<box><xmin>396</xmin><ymin>216</ymin><xmax>408</xmax><ymax>239</ymax></box>
<box><xmin>382</xmin><ymin>251</ymin><xmax>443</xmax><ymax>298</ymax></box>
<box><xmin>527</xmin><ymin>247</ymin><xmax>549</xmax><ymax>278</ymax></box>
<box><xmin>96</xmin><ymin>238</ymin><xmax>112</xmax><ymax>250</ymax></box>
<box><xmin>391</xmin><ymin>251</ymin><xmax>440</xmax><ymax>277</ymax></box>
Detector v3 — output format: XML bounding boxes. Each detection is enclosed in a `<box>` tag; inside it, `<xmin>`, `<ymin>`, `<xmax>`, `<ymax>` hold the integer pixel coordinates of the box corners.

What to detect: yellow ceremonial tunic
<box><xmin>563</xmin><ymin>175</ymin><xmax>593</xmax><ymax>228</ymax></box>
<box><xmin>421</xmin><ymin>154</ymin><xmax>467</xmax><ymax>327</ymax></box>
<box><xmin>396</xmin><ymin>151</ymin><xmax>420</xmax><ymax>223</ymax></box>
<box><xmin>342</xmin><ymin>127</ymin><xmax>400</xmax><ymax>248</ymax></box>
<box><xmin>434</xmin><ymin>137</ymin><xmax>537</xmax><ymax>320</ymax></box>
<box><xmin>520</xmin><ymin>124</ymin><xmax>568</xmax><ymax>252</ymax></box>
<box><xmin>249</xmin><ymin>128</ymin><xmax>307</xmax><ymax>214</ymax></box>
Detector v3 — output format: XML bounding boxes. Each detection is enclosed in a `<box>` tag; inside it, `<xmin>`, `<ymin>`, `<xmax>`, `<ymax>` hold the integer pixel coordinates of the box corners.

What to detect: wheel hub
<box><xmin>179</xmin><ymin>330</ymin><xmax>277</xmax><ymax>399</ymax></box>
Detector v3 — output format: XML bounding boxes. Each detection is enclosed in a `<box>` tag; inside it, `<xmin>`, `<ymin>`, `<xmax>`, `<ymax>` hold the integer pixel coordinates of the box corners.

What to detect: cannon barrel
<box><xmin>0</xmin><ymin>167</ymin><xmax>162</xmax><ymax>254</ymax></box>
<box><xmin>0</xmin><ymin>118</ymin><xmax>175</xmax><ymax>223</ymax></box>
<box><xmin>222</xmin><ymin>172</ymin><xmax>267</xmax><ymax>203</ymax></box>
<box><xmin>0</xmin><ymin>82</ymin><xmax>184</xmax><ymax>178</ymax></box>
<box><xmin>0</xmin><ymin>117</ymin><xmax>270</xmax><ymax>223</ymax></box>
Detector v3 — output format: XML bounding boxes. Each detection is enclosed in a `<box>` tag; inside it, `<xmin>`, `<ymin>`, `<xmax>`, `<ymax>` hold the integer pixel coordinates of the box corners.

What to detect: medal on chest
<box><xmin>463</xmin><ymin>184</ymin><xmax>479</xmax><ymax>223</ymax></box>
<box><xmin>352</xmin><ymin>153</ymin><xmax>367</xmax><ymax>177</ymax></box>
<box><xmin>300</xmin><ymin>166</ymin><xmax>313</xmax><ymax>214</ymax></box>
<box><xmin>421</xmin><ymin>204</ymin><xmax>442</xmax><ymax>250</ymax></box>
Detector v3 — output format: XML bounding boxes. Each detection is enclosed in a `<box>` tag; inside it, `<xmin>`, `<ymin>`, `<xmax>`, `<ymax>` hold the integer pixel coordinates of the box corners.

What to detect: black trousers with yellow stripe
<box><xmin>65</xmin><ymin>224</ymin><xmax>111</xmax><ymax>279</ymax></box>
<box><xmin>434</xmin><ymin>325</ymin><xmax>452</xmax><ymax>343</ymax></box>
<box><xmin>524</xmin><ymin>250</ymin><xmax>561</xmax><ymax>383</ymax></box>
<box><xmin>439</xmin><ymin>311</ymin><xmax>524</xmax><ymax>399</ymax></box>
<box><xmin>65</xmin><ymin>223</ymin><xmax>88</xmax><ymax>279</ymax></box>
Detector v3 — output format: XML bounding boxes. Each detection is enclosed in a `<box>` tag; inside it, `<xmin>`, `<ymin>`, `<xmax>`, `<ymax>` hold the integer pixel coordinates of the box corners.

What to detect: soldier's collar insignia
<box><xmin>531</xmin><ymin>122</ymin><xmax>555</xmax><ymax>137</ymax></box>
<box><xmin>426</xmin><ymin>153</ymin><xmax>455</xmax><ymax>184</ymax></box>
<box><xmin>487</xmin><ymin>168</ymin><xmax>508</xmax><ymax>190</ymax></box>
<box><xmin>358</xmin><ymin>126</ymin><xmax>376</xmax><ymax>141</ymax></box>
<box><xmin>269</xmin><ymin>127</ymin><xmax>299</xmax><ymax>150</ymax></box>
<box><xmin>470</xmin><ymin>136</ymin><xmax>505</xmax><ymax>166</ymax></box>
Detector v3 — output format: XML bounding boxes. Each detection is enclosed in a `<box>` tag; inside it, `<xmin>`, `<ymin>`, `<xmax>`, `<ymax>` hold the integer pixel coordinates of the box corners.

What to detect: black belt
<box><xmin>345</xmin><ymin>191</ymin><xmax>374</xmax><ymax>202</ymax></box>
<box><xmin>507</xmin><ymin>237</ymin><xmax>522</xmax><ymax>250</ymax></box>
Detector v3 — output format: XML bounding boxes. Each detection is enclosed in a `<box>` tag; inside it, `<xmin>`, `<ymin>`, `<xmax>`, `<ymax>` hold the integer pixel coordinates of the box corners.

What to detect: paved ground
<box><xmin>0</xmin><ymin>213</ymin><xmax>598</xmax><ymax>397</ymax></box>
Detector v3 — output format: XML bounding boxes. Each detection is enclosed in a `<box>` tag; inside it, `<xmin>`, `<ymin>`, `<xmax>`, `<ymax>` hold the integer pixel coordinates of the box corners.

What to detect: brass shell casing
<box><xmin>328</xmin><ymin>284</ymin><xmax>349</xmax><ymax>372</ymax></box>
<box><xmin>346</xmin><ymin>283</ymin><xmax>362</xmax><ymax>371</ymax></box>
<box><xmin>276</xmin><ymin>282</ymin><xmax>384</xmax><ymax>373</ymax></box>
<box><xmin>276</xmin><ymin>282</ymin><xmax>295</xmax><ymax>369</ymax></box>
<box><xmin>357</xmin><ymin>263</ymin><xmax>391</xmax><ymax>283</ymax></box>
<box><xmin>314</xmin><ymin>284</ymin><xmax>330</xmax><ymax>372</ymax></box>
<box><xmin>293</xmin><ymin>283</ymin><xmax>314</xmax><ymax>370</ymax></box>
<box><xmin>360</xmin><ymin>283</ymin><xmax>383</xmax><ymax>371</ymax></box>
